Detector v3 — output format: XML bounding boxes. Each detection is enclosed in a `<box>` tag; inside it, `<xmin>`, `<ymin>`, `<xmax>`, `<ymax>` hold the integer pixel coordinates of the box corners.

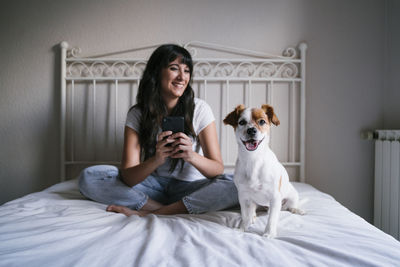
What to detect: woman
<box><xmin>79</xmin><ymin>44</ymin><xmax>238</xmax><ymax>216</ymax></box>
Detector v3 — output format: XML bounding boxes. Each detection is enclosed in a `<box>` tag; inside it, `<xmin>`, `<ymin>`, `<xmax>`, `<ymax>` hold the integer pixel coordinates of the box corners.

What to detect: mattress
<box><xmin>1</xmin><ymin>180</ymin><xmax>399</xmax><ymax>267</ymax></box>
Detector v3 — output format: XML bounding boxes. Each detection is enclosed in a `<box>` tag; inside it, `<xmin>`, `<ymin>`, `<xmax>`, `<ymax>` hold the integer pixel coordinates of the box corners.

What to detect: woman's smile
<box><xmin>172</xmin><ymin>81</ymin><xmax>186</xmax><ymax>89</ymax></box>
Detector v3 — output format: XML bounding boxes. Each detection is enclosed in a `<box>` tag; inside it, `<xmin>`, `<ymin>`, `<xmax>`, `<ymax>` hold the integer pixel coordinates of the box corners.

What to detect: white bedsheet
<box><xmin>1</xmin><ymin>180</ymin><xmax>399</xmax><ymax>267</ymax></box>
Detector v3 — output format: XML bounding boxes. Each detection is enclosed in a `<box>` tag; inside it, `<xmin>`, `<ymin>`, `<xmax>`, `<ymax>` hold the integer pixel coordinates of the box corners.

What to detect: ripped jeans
<box><xmin>79</xmin><ymin>165</ymin><xmax>238</xmax><ymax>214</ymax></box>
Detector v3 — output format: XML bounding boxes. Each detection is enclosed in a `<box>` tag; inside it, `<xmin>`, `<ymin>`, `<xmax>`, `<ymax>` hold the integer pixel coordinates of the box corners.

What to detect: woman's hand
<box><xmin>169</xmin><ymin>132</ymin><xmax>194</xmax><ymax>163</ymax></box>
<box><xmin>154</xmin><ymin>131</ymin><xmax>175</xmax><ymax>165</ymax></box>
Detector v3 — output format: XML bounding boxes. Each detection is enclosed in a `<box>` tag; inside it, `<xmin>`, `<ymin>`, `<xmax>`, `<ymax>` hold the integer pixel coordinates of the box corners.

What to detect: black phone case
<box><xmin>162</xmin><ymin>116</ymin><xmax>184</xmax><ymax>133</ymax></box>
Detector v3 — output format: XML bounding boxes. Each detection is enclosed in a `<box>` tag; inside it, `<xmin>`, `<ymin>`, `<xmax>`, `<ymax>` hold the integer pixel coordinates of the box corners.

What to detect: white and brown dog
<box><xmin>224</xmin><ymin>104</ymin><xmax>304</xmax><ymax>238</ymax></box>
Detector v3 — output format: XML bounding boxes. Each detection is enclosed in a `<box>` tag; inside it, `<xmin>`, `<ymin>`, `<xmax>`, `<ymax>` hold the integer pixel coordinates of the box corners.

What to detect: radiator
<box><xmin>373</xmin><ymin>130</ymin><xmax>400</xmax><ymax>240</ymax></box>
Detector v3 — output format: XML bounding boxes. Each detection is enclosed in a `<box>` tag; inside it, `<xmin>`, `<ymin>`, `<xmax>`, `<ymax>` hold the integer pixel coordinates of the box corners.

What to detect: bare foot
<box><xmin>106</xmin><ymin>200</ymin><xmax>188</xmax><ymax>216</ymax></box>
<box><xmin>106</xmin><ymin>205</ymin><xmax>148</xmax><ymax>217</ymax></box>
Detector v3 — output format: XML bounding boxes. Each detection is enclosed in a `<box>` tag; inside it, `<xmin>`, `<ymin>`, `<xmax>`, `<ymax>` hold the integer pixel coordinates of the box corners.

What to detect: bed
<box><xmin>1</xmin><ymin>41</ymin><xmax>400</xmax><ymax>266</ymax></box>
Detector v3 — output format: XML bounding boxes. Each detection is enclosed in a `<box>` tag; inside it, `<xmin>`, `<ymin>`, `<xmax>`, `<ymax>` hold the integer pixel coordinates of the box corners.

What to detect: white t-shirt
<box><xmin>125</xmin><ymin>98</ymin><xmax>215</xmax><ymax>182</ymax></box>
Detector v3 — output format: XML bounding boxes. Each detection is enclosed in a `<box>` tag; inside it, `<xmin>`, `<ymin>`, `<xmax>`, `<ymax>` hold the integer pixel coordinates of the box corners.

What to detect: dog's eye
<box><xmin>259</xmin><ymin>120</ymin><xmax>266</xmax><ymax>126</ymax></box>
<box><xmin>239</xmin><ymin>120</ymin><xmax>246</xmax><ymax>126</ymax></box>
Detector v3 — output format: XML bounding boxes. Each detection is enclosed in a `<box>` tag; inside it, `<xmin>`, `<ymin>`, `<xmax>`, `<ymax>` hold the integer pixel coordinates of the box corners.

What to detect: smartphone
<box><xmin>162</xmin><ymin>116</ymin><xmax>184</xmax><ymax>133</ymax></box>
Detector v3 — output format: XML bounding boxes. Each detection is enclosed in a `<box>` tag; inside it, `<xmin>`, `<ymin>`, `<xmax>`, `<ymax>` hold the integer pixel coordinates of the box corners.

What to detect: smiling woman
<box><xmin>78</xmin><ymin>44</ymin><xmax>239</xmax><ymax>216</ymax></box>
<box><xmin>160</xmin><ymin>59</ymin><xmax>191</xmax><ymax>111</ymax></box>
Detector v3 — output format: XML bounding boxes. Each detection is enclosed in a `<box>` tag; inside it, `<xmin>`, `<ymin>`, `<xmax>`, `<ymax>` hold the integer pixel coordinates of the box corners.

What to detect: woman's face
<box><xmin>160</xmin><ymin>57</ymin><xmax>191</xmax><ymax>102</ymax></box>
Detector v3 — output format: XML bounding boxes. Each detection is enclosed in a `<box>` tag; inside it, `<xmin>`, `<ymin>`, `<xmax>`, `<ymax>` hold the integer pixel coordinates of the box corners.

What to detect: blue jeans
<box><xmin>79</xmin><ymin>165</ymin><xmax>238</xmax><ymax>214</ymax></box>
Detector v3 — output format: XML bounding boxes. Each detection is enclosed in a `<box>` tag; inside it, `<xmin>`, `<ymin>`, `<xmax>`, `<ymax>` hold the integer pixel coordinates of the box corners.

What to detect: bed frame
<box><xmin>60</xmin><ymin>41</ymin><xmax>307</xmax><ymax>182</ymax></box>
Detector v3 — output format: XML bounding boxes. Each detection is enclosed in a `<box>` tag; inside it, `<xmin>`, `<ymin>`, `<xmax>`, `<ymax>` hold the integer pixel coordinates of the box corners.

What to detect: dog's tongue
<box><xmin>245</xmin><ymin>140</ymin><xmax>259</xmax><ymax>151</ymax></box>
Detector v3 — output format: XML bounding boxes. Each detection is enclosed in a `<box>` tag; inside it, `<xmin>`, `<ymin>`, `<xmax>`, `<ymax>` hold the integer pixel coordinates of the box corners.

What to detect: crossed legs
<box><xmin>79</xmin><ymin>165</ymin><xmax>238</xmax><ymax>217</ymax></box>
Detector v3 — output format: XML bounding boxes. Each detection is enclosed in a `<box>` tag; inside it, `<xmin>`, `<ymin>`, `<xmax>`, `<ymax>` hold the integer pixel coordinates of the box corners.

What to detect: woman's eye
<box><xmin>239</xmin><ymin>120</ymin><xmax>246</xmax><ymax>126</ymax></box>
<box><xmin>170</xmin><ymin>67</ymin><xmax>178</xmax><ymax>71</ymax></box>
<box><xmin>259</xmin><ymin>120</ymin><xmax>266</xmax><ymax>125</ymax></box>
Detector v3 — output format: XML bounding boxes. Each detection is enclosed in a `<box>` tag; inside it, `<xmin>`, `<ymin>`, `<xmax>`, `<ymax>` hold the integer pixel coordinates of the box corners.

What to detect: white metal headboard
<box><xmin>60</xmin><ymin>41</ymin><xmax>307</xmax><ymax>182</ymax></box>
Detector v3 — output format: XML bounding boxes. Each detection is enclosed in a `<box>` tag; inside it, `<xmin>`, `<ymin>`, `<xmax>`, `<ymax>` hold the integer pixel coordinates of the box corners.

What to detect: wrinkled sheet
<box><xmin>1</xmin><ymin>180</ymin><xmax>400</xmax><ymax>267</ymax></box>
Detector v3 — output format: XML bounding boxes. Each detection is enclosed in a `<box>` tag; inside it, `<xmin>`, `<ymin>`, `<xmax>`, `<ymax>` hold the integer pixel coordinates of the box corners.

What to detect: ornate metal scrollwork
<box><xmin>68</xmin><ymin>61</ymin><xmax>90</xmax><ymax>77</ymax></box>
<box><xmin>235</xmin><ymin>62</ymin><xmax>256</xmax><ymax>77</ymax></box>
<box><xmin>67</xmin><ymin>60</ymin><xmax>146</xmax><ymax>79</ymax></box>
<box><xmin>68</xmin><ymin>47</ymin><xmax>82</xmax><ymax>58</ymax></box>
<box><xmin>67</xmin><ymin>60</ymin><xmax>299</xmax><ymax>79</ymax></box>
<box><xmin>193</xmin><ymin>61</ymin><xmax>212</xmax><ymax>77</ymax></box>
<box><xmin>276</xmin><ymin>62</ymin><xmax>298</xmax><ymax>78</ymax></box>
<box><xmin>282</xmin><ymin>47</ymin><xmax>297</xmax><ymax>59</ymax></box>
<box><xmin>255</xmin><ymin>62</ymin><xmax>278</xmax><ymax>78</ymax></box>
<box><xmin>66</xmin><ymin>44</ymin><xmax>300</xmax><ymax>79</ymax></box>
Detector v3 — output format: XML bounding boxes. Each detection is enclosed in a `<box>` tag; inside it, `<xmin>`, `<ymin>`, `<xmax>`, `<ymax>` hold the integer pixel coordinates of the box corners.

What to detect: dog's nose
<box><xmin>247</xmin><ymin>127</ymin><xmax>257</xmax><ymax>136</ymax></box>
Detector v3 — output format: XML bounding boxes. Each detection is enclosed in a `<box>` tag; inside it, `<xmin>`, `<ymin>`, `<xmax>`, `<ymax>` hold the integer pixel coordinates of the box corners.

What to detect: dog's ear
<box><xmin>261</xmin><ymin>104</ymin><xmax>280</xmax><ymax>126</ymax></box>
<box><xmin>223</xmin><ymin>104</ymin><xmax>246</xmax><ymax>127</ymax></box>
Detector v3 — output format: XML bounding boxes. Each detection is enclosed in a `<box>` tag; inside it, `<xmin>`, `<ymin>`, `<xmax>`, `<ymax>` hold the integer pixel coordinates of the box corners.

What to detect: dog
<box><xmin>224</xmin><ymin>104</ymin><xmax>304</xmax><ymax>238</ymax></box>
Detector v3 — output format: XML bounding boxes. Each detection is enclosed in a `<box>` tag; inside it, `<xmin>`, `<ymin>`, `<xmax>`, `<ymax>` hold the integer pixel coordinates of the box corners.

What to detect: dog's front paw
<box><xmin>263</xmin><ymin>230</ymin><xmax>277</xmax><ymax>239</ymax></box>
<box><xmin>239</xmin><ymin>219</ymin><xmax>254</xmax><ymax>232</ymax></box>
<box><xmin>263</xmin><ymin>224</ymin><xmax>277</xmax><ymax>238</ymax></box>
<box><xmin>232</xmin><ymin>224</ymin><xmax>247</xmax><ymax>233</ymax></box>
<box><xmin>288</xmin><ymin>207</ymin><xmax>305</xmax><ymax>215</ymax></box>
<box><xmin>239</xmin><ymin>222</ymin><xmax>249</xmax><ymax>232</ymax></box>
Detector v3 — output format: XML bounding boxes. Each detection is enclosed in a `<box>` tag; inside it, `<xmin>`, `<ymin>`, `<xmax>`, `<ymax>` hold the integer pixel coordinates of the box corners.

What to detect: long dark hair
<box><xmin>134</xmin><ymin>44</ymin><xmax>196</xmax><ymax>172</ymax></box>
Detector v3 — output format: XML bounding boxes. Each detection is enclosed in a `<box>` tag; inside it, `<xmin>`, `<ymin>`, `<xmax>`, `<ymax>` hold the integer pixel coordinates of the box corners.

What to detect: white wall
<box><xmin>0</xmin><ymin>0</ymin><xmax>389</xmax><ymax>222</ymax></box>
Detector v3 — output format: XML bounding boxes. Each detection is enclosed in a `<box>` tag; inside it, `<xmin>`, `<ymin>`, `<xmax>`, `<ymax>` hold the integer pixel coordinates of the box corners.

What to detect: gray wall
<box><xmin>384</xmin><ymin>0</ymin><xmax>400</xmax><ymax>128</ymax></box>
<box><xmin>0</xmin><ymin>0</ymin><xmax>397</xmax><ymax>222</ymax></box>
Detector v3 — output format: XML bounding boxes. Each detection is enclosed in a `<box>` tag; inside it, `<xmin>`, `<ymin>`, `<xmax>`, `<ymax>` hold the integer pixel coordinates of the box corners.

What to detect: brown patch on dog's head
<box><xmin>223</xmin><ymin>104</ymin><xmax>246</xmax><ymax>128</ymax></box>
<box><xmin>261</xmin><ymin>104</ymin><xmax>280</xmax><ymax>126</ymax></box>
<box><xmin>251</xmin><ymin>108</ymin><xmax>270</xmax><ymax>133</ymax></box>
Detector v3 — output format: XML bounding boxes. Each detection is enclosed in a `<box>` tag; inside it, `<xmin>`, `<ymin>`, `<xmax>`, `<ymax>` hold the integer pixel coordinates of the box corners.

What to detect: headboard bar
<box><xmin>60</xmin><ymin>41</ymin><xmax>307</xmax><ymax>182</ymax></box>
<box><xmin>60</xmin><ymin>42</ymin><xmax>68</xmax><ymax>181</ymax></box>
<box><xmin>299</xmin><ymin>42</ymin><xmax>308</xmax><ymax>181</ymax></box>
<box><xmin>185</xmin><ymin>41</ymin><xmax>300</xmax><ymax>59</ymax></box>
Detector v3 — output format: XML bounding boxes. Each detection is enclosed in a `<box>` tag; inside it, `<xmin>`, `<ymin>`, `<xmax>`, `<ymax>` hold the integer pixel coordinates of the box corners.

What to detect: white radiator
<box><xmin>373</xmin><ymin>130</ymin><xmax>400</xmax><ymax>240</ymax></box>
